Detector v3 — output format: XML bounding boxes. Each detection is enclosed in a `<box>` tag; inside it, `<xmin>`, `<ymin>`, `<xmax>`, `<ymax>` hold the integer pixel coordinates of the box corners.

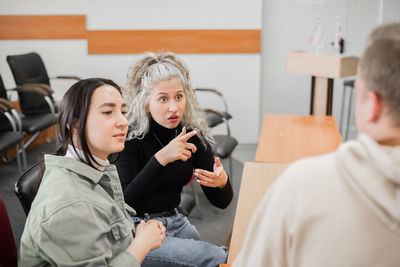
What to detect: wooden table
<box><xmin>227</xmin><ymin>162</ymin><xmax>288</xmax><ymax>263</ymax></box>
<box><xmin>255</xmin><ymin>114</ymin><xmax>342</xmax><ymax>163</ymax></box>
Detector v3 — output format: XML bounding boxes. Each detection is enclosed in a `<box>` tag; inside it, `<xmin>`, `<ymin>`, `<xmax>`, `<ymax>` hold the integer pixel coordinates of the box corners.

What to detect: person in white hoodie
<box><xmin>233</xmin><ymin>23</ymin><xmax>400</xmax><ymax>267</ymax></box>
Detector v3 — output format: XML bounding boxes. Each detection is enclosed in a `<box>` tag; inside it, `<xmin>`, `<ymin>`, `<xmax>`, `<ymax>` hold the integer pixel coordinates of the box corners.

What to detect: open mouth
<box><xmin>168</xmin><ymin>115</ymin><xmax>179</xmax><ymax>122</ymax></box>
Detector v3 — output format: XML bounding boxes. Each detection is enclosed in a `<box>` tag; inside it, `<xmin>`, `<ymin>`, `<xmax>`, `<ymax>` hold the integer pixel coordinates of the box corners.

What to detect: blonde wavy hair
<box><xmin>124</xmin><ymin>52</ymin><xmax>212</xmax><ymax>145</ymax></box>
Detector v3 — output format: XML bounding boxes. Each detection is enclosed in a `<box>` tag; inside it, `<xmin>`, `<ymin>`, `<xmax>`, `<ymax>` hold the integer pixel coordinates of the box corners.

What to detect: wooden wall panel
<box><xmin>0</xmin><ymin>15</ymin><xmax>260</xmax><ymax>54</ymax></box>
<box><xmin>87</xmin><ymin>30</ymin><xmax>261</xmax><ymax>54</ymax></box>
<box><xmin>0</xmin><ymin>15</ymin><xmax>86</xmax><ymax>40</ymax></box>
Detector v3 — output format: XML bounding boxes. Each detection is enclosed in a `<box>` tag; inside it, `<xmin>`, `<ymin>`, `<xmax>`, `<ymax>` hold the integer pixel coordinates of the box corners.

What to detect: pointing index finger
<box><xmin>178</xmin><ymin>127</ymin><xmax>186</xmax><ymax>137</ymax></box>
<box><xmin>180</xmin><ymin>130</ymin><xmax>197</xmax><ymax>142</ymax></box>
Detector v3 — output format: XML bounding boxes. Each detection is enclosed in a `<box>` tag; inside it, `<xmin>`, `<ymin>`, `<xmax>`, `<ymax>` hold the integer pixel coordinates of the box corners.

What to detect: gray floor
<box><xmin>0</xmin><ymin>141</ymin><xmax>55</xmax><ymax>247</ymax></box>
<box><xmin>0</xmin><ymin>142</ymin><xmax>256</xmax><ymax>250</ymax></box>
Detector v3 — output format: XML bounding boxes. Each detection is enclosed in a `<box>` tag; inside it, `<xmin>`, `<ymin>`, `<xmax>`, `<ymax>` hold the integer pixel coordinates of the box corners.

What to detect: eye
<box><xmin>102</xmin><ymin>111</ymin><xmax>112</xmax><ymax>115</ymax></box>
<box><xmin>176</xmin><ymin>94</ymin><xmax>184</xmax><ymax>100</ymax></box>
<box><xmin>159</xmin><ymin>96</ymin><xmax>167</xmax><ymax>102</ymax></box>
<box><xmin>121</xmin><ymin>111</ymin><xmax>127</xmax><ymax>117</ymax></box>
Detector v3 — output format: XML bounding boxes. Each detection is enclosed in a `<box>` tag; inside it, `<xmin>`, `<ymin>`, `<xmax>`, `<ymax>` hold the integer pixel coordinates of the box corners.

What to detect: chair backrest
<box><xmin>0</xmin><ymin>75</ymin><xmax>12</xmax><ymax>132</ymax></box>
<box><xmin>194</xmin><ymin>88</ymin><xmax>232</xmax><ymax>135</ymax></box>
<box><xmin>0</xmin><ymin>195</ymin><xmax>18</xmax><ymax>267</ymax></box>
<box><xmin>14</xmin><ymin>161</ymin><xmax>43</xmax><ymax>215</ymax></box>
<box><xmin>0</xmin><ymin>74</ymin><xmax>8</xmax><ymax>100</ymax></box>
<box><xmin>7</xmin><ymin>52</ymin><xmax>51</xmax><ymax>115</ymax></box>
<box><xmin>7</xmin><ymin>52</ymin><xmax>50</xmax><ymax>86</ymax></box>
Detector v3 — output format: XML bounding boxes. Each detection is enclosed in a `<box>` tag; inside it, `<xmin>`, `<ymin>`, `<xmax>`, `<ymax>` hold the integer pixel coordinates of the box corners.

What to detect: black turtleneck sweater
<box><xmin>116</xmin><ymin>120</ymin><xmax>233</xmax><ymax>215</ymax></box>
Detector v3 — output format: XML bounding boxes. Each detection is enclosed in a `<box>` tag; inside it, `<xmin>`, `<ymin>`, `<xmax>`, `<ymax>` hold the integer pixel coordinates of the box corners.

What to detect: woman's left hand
<box><xmin>195</xmin><ymin>157</ymin><xmax>228</xmax><ymax>188</ymax></box>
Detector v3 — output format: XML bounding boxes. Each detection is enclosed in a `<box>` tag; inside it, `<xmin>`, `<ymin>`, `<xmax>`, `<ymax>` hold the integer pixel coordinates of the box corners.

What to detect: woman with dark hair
<box><xmin>19</xmin><ymin>78</ymin><xmax>165</xmax><ymax>266</ymax></box>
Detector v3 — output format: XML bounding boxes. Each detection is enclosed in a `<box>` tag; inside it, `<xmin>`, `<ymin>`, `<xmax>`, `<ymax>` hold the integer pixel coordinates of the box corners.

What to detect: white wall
<box><xmin>380</xmin><ymin>0</ymin><xmax>400</xmax><ymax>24</ymax></box>
<box><xmin>259</xmin><ymin>0</ymin><xmax>381</xmax><ymax>130</ymax></box>
<box><xmin>0</xmin><ymin>0</ymin><xmax>262</xmax><ymax>144</ymax></box>
<box><xmin>1</xmin><ymin>0</ymin><xmax>398</xmax><ymax>144</ymax></box>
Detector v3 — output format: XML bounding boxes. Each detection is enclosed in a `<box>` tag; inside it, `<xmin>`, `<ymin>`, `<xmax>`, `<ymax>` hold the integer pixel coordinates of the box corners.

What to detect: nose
<box><xmin>169</xmin><ymin>100</ymin><xmax>177</xmax><ymax>112</ymax></box>
<box><xmin>117</xmin><ymin>112</ymin><xmax>129</xmax><ymax>128</ymax></box>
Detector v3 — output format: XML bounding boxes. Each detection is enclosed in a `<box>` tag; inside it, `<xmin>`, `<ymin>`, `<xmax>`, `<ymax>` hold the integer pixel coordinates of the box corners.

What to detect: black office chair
<box><xmin>0</xmin><ymin>77</ymin><xmax>26</xmax><ymax>174</ymax></box>
<box><xmin>195</xmin><ymin>88</ymin><xmax>232</xmax><ymax>132</ymax></box>
<box><xmin>14</xmin><ymin>160</ymin><xmax>43</xmax><ymax>215</ymax></box>
<box><xmin>0</xmin><ymin>76</ymin><xmax>56</xmax><ymax>160</ymax></box>
<box><xmin>194</xmin><ymin>88</ymin><xmax>238</xmax><ymax>178</ymax></box>
<box><xmin>7</xmin><ymin>52</ymin><xmax>80</xmax><ymax>147</ymax></box>
<box><xmin>181</xmin><ymin>88</ymin><xmax>238</xmax><ymax>218</ymax></box>
<box><xmin>0</xmin><ymin>104</ymin><xmax>25</xmax><ymax>174</ymax></box>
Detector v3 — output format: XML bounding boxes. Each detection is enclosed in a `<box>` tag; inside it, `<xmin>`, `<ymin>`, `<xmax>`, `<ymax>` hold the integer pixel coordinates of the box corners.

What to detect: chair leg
<box><xmin>339</xmin><ymin>85</ymin><xmax>347</xmax><ymax>136</ymax></box>
<box><xmin>23</xmin><ymin>132</ymin><xmax>40</xmax><ymax>150</ymax></box>
<box><xmin>345</xmin><ymin>88</ymin><xmax>354</xmax><ymax>141</ymax></box>
<box><xmin>228</xmin><ymin>156</ymin><xmax>233</xmax><ymax>187</ymax></box>
<box><xmin>20</xmin><ymin>141</ymin><xmax>27</xmax><ymax>169</ymax></box>
<box><xmin>15</xmin><ymin>144</ymin><xmax>22</xmax><ymax>175</ymax></box>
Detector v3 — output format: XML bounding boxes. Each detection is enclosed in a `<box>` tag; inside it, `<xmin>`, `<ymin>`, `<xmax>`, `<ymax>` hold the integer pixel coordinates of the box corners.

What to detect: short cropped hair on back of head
<box><xmin>358</xmin><ymin>23</ymin><xmax>400</xmax><ymax>126</ymax></box>
<box><xmin>368</xmin><ymin>23</ymin><xmax>400</xmax><ymax>44</ymax></box>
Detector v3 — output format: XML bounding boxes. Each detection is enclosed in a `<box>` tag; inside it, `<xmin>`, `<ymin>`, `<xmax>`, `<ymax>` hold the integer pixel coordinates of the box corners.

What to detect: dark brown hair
<box><xmin>56</xmin><ymin>78</ymin><xmax>122</xmax><ymax>168</ymax></box>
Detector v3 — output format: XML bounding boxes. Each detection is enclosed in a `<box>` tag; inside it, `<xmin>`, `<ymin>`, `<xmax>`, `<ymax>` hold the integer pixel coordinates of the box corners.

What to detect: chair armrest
<box><xmin>25</xmin><ymin>83</ymin><xmax>54</xmax><ymax>95</ymax></box>
<box><xmin>195</xmin><ymin>88</ymin><xmax>223</xmax><ymax>97</ymax></box>
<box><xmin>195</xmin><ymin>88</ymin><xmax>230</xmax><ymax>116</ymax></box>
<box><xmin>0</xmin><ymin>103</ymin><xmax>20</xmax><ymax>132</ymax></box>
<box><xmin>16</xmin><ymin>83</ymin><xmax>57</xmax><ymax>115</ymax></box>
<box><xmin>0</xmin><ymin>98</ymin><xmax>14</xmax><ymax>110</ymax></box>
<box><xmin>16</xmin><ymin>84</ymin><xmax>52</xmax><ymax>96</ymax></box>
<box><xmin>53</xmin><ymin>75</ymin><xmax>81</xmax><ymax>81</ymax></box>
<box><xmin>0</xmin><ymin>99</ymin><xmax>23</xmax><ymax>131</ymax></box>
<box><xmin>0</xmin><ymin>102</ymin><xmax>8</xmax><ymax>112</ymax></box>
<box><xmin>205</xmin><ymin>108</ymin><xmax>225</xmax><ymax>118</ymax></box>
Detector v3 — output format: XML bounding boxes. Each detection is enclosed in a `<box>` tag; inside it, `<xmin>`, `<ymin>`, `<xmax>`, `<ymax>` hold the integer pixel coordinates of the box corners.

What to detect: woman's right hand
<box><xmin>126</xmin><ymin>220</ymin><xmax>166</xmax><ymax>263</ymax></box>
<box><xmin>135</xmin><ymin>220</ymin><xmax>165</xmax><ymax>250</ymax></box>
<box><xmin>155</xmin><ymin>127</ymin><xmax>198</xmax><ymax>166</ymax></box>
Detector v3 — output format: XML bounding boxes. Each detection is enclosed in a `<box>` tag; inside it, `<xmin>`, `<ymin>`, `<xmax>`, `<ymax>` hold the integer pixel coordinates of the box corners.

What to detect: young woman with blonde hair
<box><xmin>117</xmin><ymin>52</ymin><xmax>233</xmax><ymax>266</ymax></box>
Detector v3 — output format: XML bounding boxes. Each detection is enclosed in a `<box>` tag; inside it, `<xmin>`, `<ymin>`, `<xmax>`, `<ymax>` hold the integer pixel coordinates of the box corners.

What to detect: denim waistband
<box><xmin>137</xmin><ymin>207</ymin><xmax>183</xmax><ymax>219</ymax></box>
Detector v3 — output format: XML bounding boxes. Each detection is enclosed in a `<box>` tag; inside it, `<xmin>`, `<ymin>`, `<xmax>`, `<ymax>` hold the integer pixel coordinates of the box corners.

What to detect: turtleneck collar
<box><xmin>65</xmin><ymin>144</ymin><xmax>109</xmax><ymax>171</ymax></box>
<box><xmin>150</xmin><ymin>118</ymin><xmax>182</xmax><ymax>143</ymax></box>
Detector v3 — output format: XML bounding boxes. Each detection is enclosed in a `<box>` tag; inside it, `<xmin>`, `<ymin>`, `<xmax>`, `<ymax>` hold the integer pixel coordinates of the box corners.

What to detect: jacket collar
<box><xmin>44</xmin><ymin>154</ymin><xmax>116</xmax><ymax>184</ymax></box>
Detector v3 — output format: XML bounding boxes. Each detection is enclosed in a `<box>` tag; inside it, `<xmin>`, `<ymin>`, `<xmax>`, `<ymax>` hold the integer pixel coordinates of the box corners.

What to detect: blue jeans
<box><xmin>132</xmin><ymin>213</ymin><xmax>228</xmax><ymax>267</ymax></box>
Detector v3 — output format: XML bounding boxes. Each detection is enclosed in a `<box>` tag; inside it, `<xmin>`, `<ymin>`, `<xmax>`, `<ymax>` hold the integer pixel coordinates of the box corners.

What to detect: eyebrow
<box><xmin>155</xmin><ymin>89</ymin><xmax>184</xmax><ymax>96</ymax></box>
<box><xmin>98</xmin><ymin>102</ymin><xmax>127</xmax><ymax>108</ymax></box>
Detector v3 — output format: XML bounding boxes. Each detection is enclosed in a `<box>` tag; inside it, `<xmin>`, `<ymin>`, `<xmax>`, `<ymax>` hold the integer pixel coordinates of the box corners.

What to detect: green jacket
<box><xmin>20</xmin><ymin>154</ymin><xmax>140</xmax><ymax>267</ymax></box>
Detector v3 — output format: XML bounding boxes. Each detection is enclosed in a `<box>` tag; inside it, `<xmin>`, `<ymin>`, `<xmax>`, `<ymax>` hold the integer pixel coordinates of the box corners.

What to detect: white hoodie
<box><xmin>233</xmin><ymin>134</ymin><xmax>400</xmax><ymax>267</ymax></box>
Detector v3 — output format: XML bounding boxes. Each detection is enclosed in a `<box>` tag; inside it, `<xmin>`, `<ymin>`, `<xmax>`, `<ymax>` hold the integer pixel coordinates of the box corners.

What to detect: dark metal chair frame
<box><xmin>0</xmin><ymin>100</ymin><xmax>26</xmax><ymax>174</ymax></box>
<box><xmin>0</xmin><ymin>76</ymin><xmax>27</xmax><ymax>173</ymax></box>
